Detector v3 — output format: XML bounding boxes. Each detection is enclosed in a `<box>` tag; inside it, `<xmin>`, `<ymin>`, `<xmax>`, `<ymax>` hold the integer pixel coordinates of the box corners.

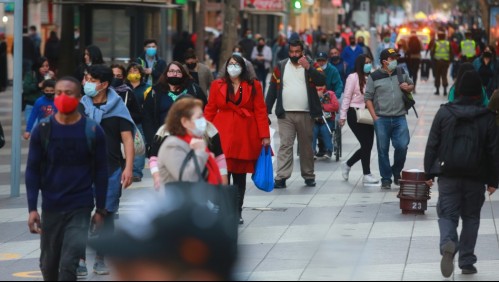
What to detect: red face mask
<box><xmin>54</xmin><ymin>93</ymin><xmax>80</xmax><ymax>114</ymax></box>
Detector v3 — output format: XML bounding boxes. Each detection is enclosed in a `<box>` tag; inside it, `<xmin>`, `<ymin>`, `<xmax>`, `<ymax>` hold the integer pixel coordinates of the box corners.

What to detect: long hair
<box><xmin>84</xmin><ymin>45</ymin><xmax>104</xmax><ymax>65</ymax></box>
<box><xmin>223</xmin><ymin>55</ymin><xmax>254</xmax><ymax>100</ymax></box>
<box><xmin>353</xmin><ymin>54</ymin><xmax>371</xmax><ymax>94</ymax></box>
<box><xmin>32</xmin><ymin>56</ymin><xmax>48</xmax><ymax>81</ymax></box>
<box><xmin>156</xmin><ymin>61</ymin><xmax>193</xmax><ymax>92</ymax></box>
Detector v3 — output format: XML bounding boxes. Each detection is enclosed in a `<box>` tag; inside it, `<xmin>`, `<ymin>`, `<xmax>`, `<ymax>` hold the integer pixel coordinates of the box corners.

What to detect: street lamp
<box><xmin>2</xmin><ymin>16</ymin><xmax>7</xmax><ymax>23</ymax></box>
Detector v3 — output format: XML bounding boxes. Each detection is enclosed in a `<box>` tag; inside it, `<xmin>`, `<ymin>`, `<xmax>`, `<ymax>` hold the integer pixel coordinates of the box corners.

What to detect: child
<box><xmin>23</xmin><ymin>80</ymin><xmax>57</xmax><ymax>140</ymax></box>
<box><xmin>313</xmin><ymin>85</ymin><xmax>339</xmax><ymax>159</ymax></box>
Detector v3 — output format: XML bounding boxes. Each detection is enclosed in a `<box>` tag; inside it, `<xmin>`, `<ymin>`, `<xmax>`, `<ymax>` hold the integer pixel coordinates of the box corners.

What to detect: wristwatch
<box><xmin>95</xmin><ymin>208</ymin><xmax>108</xmax><ymax>216</ymax></box>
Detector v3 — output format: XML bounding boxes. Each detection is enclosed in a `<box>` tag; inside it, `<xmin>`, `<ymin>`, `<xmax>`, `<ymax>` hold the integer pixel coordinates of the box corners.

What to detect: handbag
<box><xmin>252</xmin><ymin>146</ymin><xmax>274</xmax><ymax>192</ymax></box>
<box><xmin>121</xmin><ymin>91</ymin><xmax>146</xmax><ymax>157</ymax></box>
<box><xmin>0</xmin><ymin>121</ymin><xmax>5</xmax><ymax>149</ymax></box>
<box><xmin>355</xmin><ymin>108</ymin><xmax>374</xmax><ymax>125</ymax></box>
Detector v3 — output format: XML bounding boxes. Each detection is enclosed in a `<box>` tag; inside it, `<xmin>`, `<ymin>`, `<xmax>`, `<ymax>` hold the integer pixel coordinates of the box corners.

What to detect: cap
<box><xmin>316</xmin><ymin>52</ymin><xmax>328</xmax><ymax>60</ymax></box>
<box><xmin>88</xmin><ymin>184</ymin><xmax>239</xmax><ymax>278</ymax></box>
<box><xmin>379</xmin><ymin>48</ymin><xmax>401</xmax><ymax>62</ymax></box>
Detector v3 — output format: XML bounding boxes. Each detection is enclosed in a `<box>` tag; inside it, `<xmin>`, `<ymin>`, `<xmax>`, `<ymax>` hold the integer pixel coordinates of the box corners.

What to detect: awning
<box><xmin>242</xmin><ymin>0</ymin><xmax>285</xmax><ymax>16</ymax></box>
<box><xmin>53</xmin><ymin>0</ymin><xmax>181</xmax><ymax>8</ymax></box>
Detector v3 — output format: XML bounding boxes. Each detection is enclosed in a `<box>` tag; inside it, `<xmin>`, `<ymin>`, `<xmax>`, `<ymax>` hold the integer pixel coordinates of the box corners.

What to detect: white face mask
<box><xmin>227</xmin><ymin>64</ymin><xmax>243</xmax><ymax>78</ymax></box>
<box><xmin>191</xmin><ymin>117</ymin><xmax>207</xmax><ymax>138</ymax></box>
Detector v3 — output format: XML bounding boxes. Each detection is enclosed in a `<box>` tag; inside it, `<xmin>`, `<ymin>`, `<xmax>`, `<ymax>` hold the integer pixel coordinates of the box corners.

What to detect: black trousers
<box><xmin>437</xmin><ymin>177</ymin><xmax>486</xmax><ymax>268</ymax></box>
<box><xmin>346</xmin><ymin>108</ymin><xmax>375</xmax><ymax>175</ymax></box>
<box><xmin>80</xmin><ymin>211</ymin><xmax>115</xmax><ymax>260</ymax></box>
<box><xmin>407</xmin><ymin>58</ymin><xmax>421</xmax><ymax>87</ymax></box>
<box><xmin>40</xmin><ymin>208</ymin><xmax>92</xmax><ymax>281</ymax></box>
<box><xmin>229</xmin><ymin>173</ymin><xmax>247</xmax><ymax>215</ymax></box>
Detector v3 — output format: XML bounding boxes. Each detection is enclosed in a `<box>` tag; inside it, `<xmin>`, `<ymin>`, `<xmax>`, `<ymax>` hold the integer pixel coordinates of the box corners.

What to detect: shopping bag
<box><xmin>252</xmin><ymin>146</ymin><xmax>274</xmax><ymax>192</ymax></box>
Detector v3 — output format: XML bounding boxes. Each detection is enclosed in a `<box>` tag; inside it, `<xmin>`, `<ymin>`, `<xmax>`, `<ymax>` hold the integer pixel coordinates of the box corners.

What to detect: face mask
<box><xmin>320</xmin><ymin>63</ymin><xmax>328</xmax><ymax>70</ymax></box>
<box><xmin>186</xmin><ymin>63</ymin><xmax>197</xmax><ymax>70</ymax></box>
<box><xmin>384</xmin><ymin>38</ymin><xmax>390</xmax><ymax>43</ymax></box>
<box><xmin>227</xmin><ymin>64</ymin><xmax>243</xmax><ymax>78</ymax></box>
<box><xmin>364</xmin><ymin>63</ymin><xmax>372</xmax><ymax>74</ymax></box>
<box><xmin>387</xmin><ymin>60</ymin><xmax>398</xmax><ymax>71</ymax></box>
<box><xmin>84</xmin><ymin>82</ymin><xmax>102</xmax><ymax>98</ymax></box>
<box><xmin>54</xmin><ymin>93</ymin><xmax>80</xmax><ymax>114</ymax></box>
<box><xmin>111</xmin><ymin>78</ymin><xmax>124</xmax><ymax>88</ymax></box>
<box><xmin>358</xmin><ymin>42</ymin><xmax>365</xmax><ymax>47</ymax></box>
<box><xmin>167</xmin><ymin>77</ymin><xmax>183</xmax><ymax>86</ymax></box>
<box><xmin>146</xmin><ymin>47</ymin><xmax>157</xmax><ymax>57</ymax></box>
<box><xmin>233</xmin><ymin>52</ymin><xmax>243</xmax><ymax>57</ymax></box>
<box><xmin>330</xmin><ymin>56</ymin><xmax>340</xmax><ymax>62</ymax></box>
<box><xmin>191</xmin><ymin>117</ymin><xmax>207</xmax><ymax>138</ymax></box>
<box><xmin>127</xmin><ymin>73</ymin><xmax>141</xmax><ymax>83</ymax></box>
<box><xmin>44</xmin><ymin>92</ymin><xmax>55</xmax><ymax>99</ymax></box>
<box><xmin>289</xmin><ymin>56</ymin><xmax>300</xmax><ymax>64</ymax></box>
<box><xmin>484</xmin><ymin>51</ymin><xmax>493</xmax><ymax>58</ymax></box>
<box><xmin>247</xmin><ymin>34</ymin><xmax>253</xmax><ymax>39</ymax></box>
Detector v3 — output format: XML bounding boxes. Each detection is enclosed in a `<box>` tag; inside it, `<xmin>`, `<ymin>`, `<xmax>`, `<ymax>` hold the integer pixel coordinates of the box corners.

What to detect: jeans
<box><xmin>373</xmin><ymin>116</ymin><xmax>410</xmax><ymax>183</ymax></box>
<box><xmin>106</xmin><ymin>168</ymin><xmax>122</xmax><ymax>213</ymax></box>
<box><xmin>133</xmin><ymin>124</ymin><xmax>146</xmax><ymax>178</ymax></box>
<box><xmin>313</xmin><ymin>120</ymin><xmax>334</xmax><ymax>154</ymax></box>
<box><xmin>40</xmin><ymin>208</ymin><xmax>92</xmax><ymax>281</ymax></box>
<box><xmin>25</xmin><ymin>105</ymin><xmax>34</xmax><ymax>125</ymax></box>
<box><xmin>437</xmin><ymin>177</ymin><xmax>485</xmax><ymax>268</ymax></box>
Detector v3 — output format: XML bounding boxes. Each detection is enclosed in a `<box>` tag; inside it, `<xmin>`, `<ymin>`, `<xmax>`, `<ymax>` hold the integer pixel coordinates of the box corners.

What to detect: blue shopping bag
<box><xmin>252</xmin><ymin>146</ymin><xmax>274</xmax><ymax>192</ymax></box>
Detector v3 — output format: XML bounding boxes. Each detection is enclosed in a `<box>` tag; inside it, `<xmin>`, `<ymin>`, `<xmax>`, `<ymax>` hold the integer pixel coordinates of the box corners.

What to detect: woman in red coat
<box><xmin>205</xmin><ymin>54</ymin><xmax>270</xmax><ymax>224</ymax></box>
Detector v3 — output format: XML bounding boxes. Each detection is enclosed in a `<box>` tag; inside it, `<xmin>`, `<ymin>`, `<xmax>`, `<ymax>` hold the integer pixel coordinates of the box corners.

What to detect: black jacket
<box><xmin>266</xmin><ymin>59</ymin><xmax>326</xmax><ymax>119</ymax></box>
<box><xmin>135</xmin><ymin>54</ymin><xmax>167</xmax><ymax>85</ymax></box>
<box><xmin>424</xmin><ymin>102</ymin><xmax>499</xmax><ymax>187</ymax></box>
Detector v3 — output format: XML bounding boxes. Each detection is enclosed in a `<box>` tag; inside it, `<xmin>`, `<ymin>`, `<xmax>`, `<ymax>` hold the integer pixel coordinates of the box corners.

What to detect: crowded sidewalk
<box><xmin>0</xmin><ymin>74</ymin><xmax>499</xmax><ymax>280</ymax></box>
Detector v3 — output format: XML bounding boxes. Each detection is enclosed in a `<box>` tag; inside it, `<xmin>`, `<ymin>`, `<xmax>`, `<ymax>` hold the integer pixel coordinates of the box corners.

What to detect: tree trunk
<box><xmin>218</xmin><ymin>0</ymin><xmax>240</xmax><ymax>70</ymax></box>
<box><xmin>195</xmin><ymin>0</ymin><xmax>207</xmax><ymax>62</ymax></box>
<box><xmin>58</xmin><ymin>5</ymin><xmax>76</xmax><ymax>77</ymax></box>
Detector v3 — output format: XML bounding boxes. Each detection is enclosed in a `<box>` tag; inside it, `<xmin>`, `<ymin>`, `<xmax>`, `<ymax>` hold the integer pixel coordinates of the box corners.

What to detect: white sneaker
<box><xmin>341</xmin><ymin>162</ymin><xmax>351</xmax><ymax>181</ymax></box>
<box><xmin>363</xmin><ymin>174</ymin><xmax>380</xmax><ymax>184</ymax></box>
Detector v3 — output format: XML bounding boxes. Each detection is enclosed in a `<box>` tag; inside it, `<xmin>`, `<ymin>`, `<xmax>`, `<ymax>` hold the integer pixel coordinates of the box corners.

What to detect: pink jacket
<box><xmin>340</xmin><ymin>73</ymin><xmax>367</xmax><ymax>120</ymax></box>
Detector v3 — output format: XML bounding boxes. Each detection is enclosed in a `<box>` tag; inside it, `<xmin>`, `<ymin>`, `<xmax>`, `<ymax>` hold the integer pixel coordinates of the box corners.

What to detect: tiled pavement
<box><xmin>0</xmin><ymin>77</ymin><xmax>499</xmax><ymax>281</ymax></box>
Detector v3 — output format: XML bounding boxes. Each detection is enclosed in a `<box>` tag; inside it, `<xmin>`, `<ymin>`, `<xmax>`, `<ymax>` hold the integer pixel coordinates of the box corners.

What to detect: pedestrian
<box><xmin>316</xmin><ymin>52</ymin><xmax>343</xmax><ymax>98</ymax></box>
<box><xmin>376</xmin><ymin>33</ymin><xmax>395</xmax><ymax>69</ymax></box>
<box><xmin>340</xmin><ymin>55</ymin><xmax>378</xmax><ymax>184</ymax></box>
<box><xmin>218</xmin><ymin>46</ymin><xmax>257</xmax><ymax>80</ymax></box>
<box><xmin>448</xmin><ymin>62</ymin><xmax>489</xmax><ymax>106</ymax></box>
<box><xmin>472</xmin><ymin>45</ymin><xmax>498</xmax><ymax>98</ymax></box>
<box><xmin>365</xmin><ymin>48</ymin><xmax>414</xmax><ymax>189</ymax></box>
<box><xmin>142</xmin><ymin>61</ymin><xmax>207</xmax><ymax>152</ymax></box>
<box><xmin>135</xmin><ymin>39</ymin><xmax>167</xmax><ymax>86</ymax></box>
<box><xmin>88</xmin><ymin>187</ymin><xmax>238</xmax><ymax>281</ymax></box>
<box><xmin>251</xmin><ymin>38</ymin><xmax>273</xmax><ymax>93</ymax></box>
<box><xmin>44</xmin><ymin>31</ymin><xmax>60</xmax><ymax>73</ymax></box>
<box><xmin>333</xmin><ymin>31</ymin><xmax>347</xmax><ymax>53</ymax></box>
<box><xmin>23</xmin><ymin>80</ymin><xmax>57</xmax><ymax>140</ymax></box>
<box><xmin>78</xmin><ymin>64</ymin><xmax>135</xmax><ymax>276</ymax></box>
<box><xmin>315</xmin><ymin>34</ymin><xmax>330</xmax><ymax>56</ymax></box>
<box><xmin>184</xmin><ymin>48</ymin><xmax>214</xmax><ymax>96</ymax></box>
<box><xmin>172</xmin><ymin>31</ymin><xmax>195</xmax><ymax>63</ymax></box>
<box><xmin>329</xmin><ymin>47</ymin><xmax>348</xmax><ymax>85</ymax></box>
<box><xmin>25</xmin><ymin>76</ymin><xmax>108</xmax><ymax>281</ymax></box>
<box><xmin>460</xmin><ymin>31</ymin><xmax>476</xmax><ymax>63</ymax></box>
<box><xmin>407</xmin><ymin>30</ymin><xmax>423</xmax><ymax>91</ymax></box>
<box><xmin>357</xmin><ymin>36</ymin><xmax>374</xmax><ymax>60</ymax></box>
<box><xmin>156</xmin><ymin>97</ymin><xmax>221</xmax><ymax>183</ymax></box>
<box><xmin>272</xmin><ymin>33</ymin><xmax>289</xmax><ymax>68</ymax></box>
<box><xmin>21</xmin><ymin>28</ymin><xmax>37</xmax><ymax>76</ymax></box>
<box><xmin>125</xmin><ymin>63</ymin><xmax>150</xmax><ymax>182</ymax></box>
<box><xmin>424</xmin><ymin>70</ymin><xmax>499</xmax><ymax>278</ymax></box>
<box><xmin>355</xmin><ymin>25</ymin><xmax>371</xmax><ymax>46</ymax></box>
<box><xmin>205</xmin><ymin>54</ymin><xmax>270</xmax><ymax>224</ymax></box>
<box><xmin>431</xmin><ymin>31</ymin><xmax>452</xmax><ymax>96</ymax></box>
<box><xmin>23</xmin><ymin>57</ymin><xmax>55</xmax><ymax>124</ymax></box>
<box><xmin>0</xmin><ymin>33</ymin><xmax>7</xmax><ymax>91</ymax></box>
<box><xmin>74</xmin><ymin>45</ymin><xmax>105</xmax><ymax>84</ymax></box>
<box><xmin>110</xmin><ymin>64</ymin><xmax>142</xmax><ymax>126</ymax></box>
<box><xmin>239</xmin><ymin>29</ymin><xmax>256</xmax><ymax>62</ymax></box>
<box><xmin>266</xmin><ymin>39</ymin><xmax>326</xmax><ymax>189</ymax></box>
<box><xmin>29</xmin><ymin>25</ymin><xmax>42</xmax><ymax>59</ymax></box>
<box><xmin>312</xmin><ymin>85</ymin><xmax>339</xmax><ymax>159</ymax></box>
<box><xmin>341</xmin><ymin>36</ymin><xmax>364</xmax><ymax>76</ymax></box>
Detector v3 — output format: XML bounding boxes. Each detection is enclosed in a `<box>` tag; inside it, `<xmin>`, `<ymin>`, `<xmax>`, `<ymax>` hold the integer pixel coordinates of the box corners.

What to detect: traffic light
<box><xmin>293</xmin><ymin>0</ymin><xmax>302</xmax><ymax>10</ymax></box>
<box><xmin>174</xmin><ymin>0</ymin><xmax>187</xmax><ymax>4</ymax></box>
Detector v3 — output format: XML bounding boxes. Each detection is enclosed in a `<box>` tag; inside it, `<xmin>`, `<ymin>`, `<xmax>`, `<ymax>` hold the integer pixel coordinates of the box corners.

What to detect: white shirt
<box><xmin>282</xmin><ymin>60</ymin><xmax>309</xmax><ymax>112</ymax></box>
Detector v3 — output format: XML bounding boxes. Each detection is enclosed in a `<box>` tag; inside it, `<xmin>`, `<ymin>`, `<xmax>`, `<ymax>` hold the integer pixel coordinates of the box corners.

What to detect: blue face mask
<box><xmin>233</xmin><ymin>52</ymin><xmax>243</xmax><ymax>57</ymax></box>
<box><xmin>146</xmin><ymin>47</ymin><xmax>157</xmax><ymax>57</ymax></box>
<box><xmin>363</xmin><ymin>63</ymin><xmax>372</xmax><ymax>74</ymax></box>
<box><xmin>387</xmin><ymin>60</ymin><xmax>398</xmax><ymax>71</ymax></box>
<box><xmin>84</xmin><ymin>82</ymin><xmax>102</xmax><ymax>98</ymax></box>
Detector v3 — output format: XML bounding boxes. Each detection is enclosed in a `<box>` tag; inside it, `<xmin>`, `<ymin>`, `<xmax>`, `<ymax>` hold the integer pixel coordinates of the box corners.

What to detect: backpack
<box><xmin>396</xmin><ymin>67</ymin><xmax>418</xmax><ymax>118</ymax></box>
<box><xmin>439</xmin><ymin>106</ymin><xmax>485</xmax><ymax>176</ymax></box>
<box><xmin>0</xmin><ymin>121</ymin><xmax>5</xmax><ymax>149</ymax></box>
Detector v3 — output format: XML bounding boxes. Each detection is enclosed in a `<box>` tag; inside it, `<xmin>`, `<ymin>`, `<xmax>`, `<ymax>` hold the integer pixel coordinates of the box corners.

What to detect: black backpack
<box><xmin>396</xmin><ymin>67</ymin><xmax>418</xmax><ymax>118</ymax></box>
<box><xmin>439</xmin><ymin>106</ymin><xmax>486</xmax><ymax>176</ymax></box>
<box><xmin>0</xmin><ymin>121</ymin><xmax>5</xmax><ymax>149</ymax></box>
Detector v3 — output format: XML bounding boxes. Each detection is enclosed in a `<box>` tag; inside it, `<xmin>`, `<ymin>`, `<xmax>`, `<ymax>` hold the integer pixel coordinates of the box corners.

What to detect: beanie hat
<box><xmin>456</xmin><ymin>70</ymin><xmax>482</xmax><ymax>97</ymax></box>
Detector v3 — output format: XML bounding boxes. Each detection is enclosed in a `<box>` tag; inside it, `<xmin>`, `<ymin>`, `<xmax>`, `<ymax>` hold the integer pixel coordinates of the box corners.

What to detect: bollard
<box><xmin>397</xmin><ymin>169</ymin><xmax>431</xmax><ymax>215</ymax></box>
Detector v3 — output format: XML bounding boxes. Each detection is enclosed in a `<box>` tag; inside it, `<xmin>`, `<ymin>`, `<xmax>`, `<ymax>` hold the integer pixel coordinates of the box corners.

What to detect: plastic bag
<box><xmin>252</xmin><ymin>146</ymin><xmax>274</xmax><ymax>192</ymax></box>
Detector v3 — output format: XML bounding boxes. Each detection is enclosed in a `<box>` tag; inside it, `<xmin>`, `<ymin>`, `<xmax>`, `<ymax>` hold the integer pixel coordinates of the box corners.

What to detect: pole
<box><xmin>283</xmin><ymin>0</ymin><xmax>289</xmax><ymax>37</ymax></box>
<box><xmin>11</xmin><ymin>0</ymin><xmax>22</xmax><ymax>197</ymax></box>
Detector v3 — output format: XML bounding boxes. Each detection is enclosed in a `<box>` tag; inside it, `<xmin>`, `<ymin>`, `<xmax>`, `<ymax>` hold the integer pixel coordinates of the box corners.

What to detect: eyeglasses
<box><xmin>167</xmin><ymin>70</ymin><xmax>183</xmax><ymax>75</ymax></box>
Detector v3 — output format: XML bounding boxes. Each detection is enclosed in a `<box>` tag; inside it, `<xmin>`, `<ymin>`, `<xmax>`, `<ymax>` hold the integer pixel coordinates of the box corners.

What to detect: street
<box><xmin>1</xmin><ymin>75</ymin><xmax>499</xmax><ymax>281</ymax></box>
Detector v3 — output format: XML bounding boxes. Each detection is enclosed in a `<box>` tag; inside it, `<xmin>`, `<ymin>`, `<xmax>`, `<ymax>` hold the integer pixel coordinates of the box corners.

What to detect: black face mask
<box><xmin>44</xmin><ymin>92</ymin><xmax>55</xmax><ymax>99</ymax></box>
<box><xmin>330</xmin><ymin>56</ymin><xmax>340</xmax><ymax>62</ymax></box>
<box><xmin>167</xmin><ymin>77</ymin><xmax>183</xmax><ymax>86</ymax></box>
<box><xmin>484</xmin><ymin>51</ymin><xmax>493</xmax><ymax>58</ymax></box>
<box><xmin>289</xmin><ymin>56</ymin><xmax>300</xmax><ymax>64</ymax></box>
<box><xmin>186</xmin><ymin>63</ymin><xmax>197</xmax><ymax>70</ymax></box>
<box><xmin>111</xmin><ymin>78</ymin><xmax>124</xmax><ymax>88</ymax></box>
<box><xmin>321</xmin><ymin>39</ymin><xmax>327</xmax><ymax>43</ymax></box>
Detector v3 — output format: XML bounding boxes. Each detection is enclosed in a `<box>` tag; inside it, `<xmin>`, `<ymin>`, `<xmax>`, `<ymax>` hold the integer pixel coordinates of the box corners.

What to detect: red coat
<box><xmin>205</xmin><ymin>79</ymin><xmax>270</xmax><ymax>164</ymax></box>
